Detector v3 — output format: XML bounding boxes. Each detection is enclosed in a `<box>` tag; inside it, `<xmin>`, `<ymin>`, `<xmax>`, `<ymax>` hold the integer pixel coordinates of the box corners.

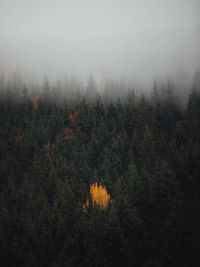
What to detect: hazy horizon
<box><xmin>0</xmin><ymin>0</ymin><xmax>199</xmax><ymax>88</ymax></box>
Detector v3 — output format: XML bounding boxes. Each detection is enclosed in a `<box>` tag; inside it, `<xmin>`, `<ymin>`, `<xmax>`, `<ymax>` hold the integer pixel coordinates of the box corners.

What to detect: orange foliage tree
<box><xmin>68</xmin><ymin>110</ymin><xmax>79</xmax><ymax>125</ymax></box>
<box><xmin>31</xmin><ymin>95</ymin><xmax>40</xmax><ymax>109</ymax></box>
<box><xmin>60</xmin><ymin>110</ymin><xmax>79</xmax><ymax>140</ymax></box>
<box><xmin>83</xmin><ymin>183</ymin><xmax>111</xmax><ymax>212</ymax></box>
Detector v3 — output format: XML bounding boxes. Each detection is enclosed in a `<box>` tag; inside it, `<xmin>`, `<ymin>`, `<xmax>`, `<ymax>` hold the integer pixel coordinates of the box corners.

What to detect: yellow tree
<box><xmin>83</xmin><ymin>183</ymin><xmax>111</xmax><ymax>212</ymax></box>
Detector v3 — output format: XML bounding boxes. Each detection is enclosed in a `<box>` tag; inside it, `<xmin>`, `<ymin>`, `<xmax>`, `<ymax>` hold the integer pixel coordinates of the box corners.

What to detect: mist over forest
<box><xmin>0</xmin><ymin>0</ymin><xmax>200</xmax><ymax>92</ymax></box>
<box><xmin>1</xmin><ymin>1</ymin><xmax>200</xmax><ymax>267</ymax></box>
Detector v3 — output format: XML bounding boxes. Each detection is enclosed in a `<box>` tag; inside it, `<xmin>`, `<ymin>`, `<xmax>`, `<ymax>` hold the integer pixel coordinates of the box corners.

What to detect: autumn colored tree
<box><xmin>83</xmin><ymin>183</ymin><xmax>111</xmax><ymax>211</ymax></box>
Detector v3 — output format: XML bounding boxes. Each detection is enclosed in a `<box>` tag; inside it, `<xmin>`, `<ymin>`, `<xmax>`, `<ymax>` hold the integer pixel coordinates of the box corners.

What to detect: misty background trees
<box><xmin>0</xmin><ymin>0</ymin><xmax>199</xmax><ymax>86</ymax></box>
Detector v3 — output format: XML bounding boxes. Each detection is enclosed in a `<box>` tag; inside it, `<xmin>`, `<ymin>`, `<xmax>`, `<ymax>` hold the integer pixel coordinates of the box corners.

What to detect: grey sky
<box><xmin>0</xmin><ymin>0</ymin><xmax>199</xmax><ymax>85</ymax></box>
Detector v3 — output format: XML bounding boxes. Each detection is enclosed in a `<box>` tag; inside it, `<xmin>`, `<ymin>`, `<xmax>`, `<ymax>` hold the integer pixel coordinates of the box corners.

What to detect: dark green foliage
<box><xmin>0</xmin><ymin>82</ymin><xmax>200</xmax><ymax>267</ymax></box>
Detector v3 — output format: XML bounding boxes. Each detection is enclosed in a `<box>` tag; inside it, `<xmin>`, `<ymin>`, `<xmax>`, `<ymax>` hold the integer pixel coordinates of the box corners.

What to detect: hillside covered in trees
<box><xmin>0</xmin><ymin>79</ymin><xmax>200</xmax><ymax>267</ymax></box>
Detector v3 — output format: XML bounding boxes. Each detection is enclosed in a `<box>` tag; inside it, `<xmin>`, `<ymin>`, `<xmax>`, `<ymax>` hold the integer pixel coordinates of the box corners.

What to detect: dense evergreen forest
<box><xmin>0</xmin><ymin>77</ymin><xmax>200</xmax><ymax>267</ymax></box>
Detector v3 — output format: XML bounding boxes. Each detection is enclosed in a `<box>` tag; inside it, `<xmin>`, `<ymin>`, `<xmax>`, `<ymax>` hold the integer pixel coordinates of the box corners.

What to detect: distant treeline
<box><xmin>1</xmin><ymin>69</ymin><xmax>200</xmax><ymax>104</ymax></box>
<box><xmin>0</xmin><ymin>78</ymin><xmax>200</xmax><ymax>267</ymax></box>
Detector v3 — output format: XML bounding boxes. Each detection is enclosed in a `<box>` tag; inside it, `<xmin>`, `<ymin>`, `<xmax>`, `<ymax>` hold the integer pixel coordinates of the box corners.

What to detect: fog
<box><xmin>0</xmin><ymin>0</ymin><xmax>199</xmax><ymax>89</ymax></box>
